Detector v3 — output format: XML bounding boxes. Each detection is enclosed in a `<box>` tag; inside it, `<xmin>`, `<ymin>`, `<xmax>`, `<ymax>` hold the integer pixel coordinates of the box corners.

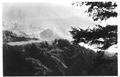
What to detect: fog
<box><xmin>3</xmin><ymin>3</ymin><xmax>96</xmax><ymax>40</ymax></box>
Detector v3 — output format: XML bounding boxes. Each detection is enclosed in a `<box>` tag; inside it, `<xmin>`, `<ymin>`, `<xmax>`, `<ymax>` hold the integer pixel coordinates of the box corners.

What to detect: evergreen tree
<box><xmin>70</xmin><ymin>1</ymin><xmax>118</xmax><ymax>50</ymax></box>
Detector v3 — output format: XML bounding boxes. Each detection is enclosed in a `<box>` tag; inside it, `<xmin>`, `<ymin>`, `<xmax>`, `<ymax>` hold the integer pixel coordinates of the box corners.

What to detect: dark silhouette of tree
<box><xmin>70</xmin><ymin>25</ymin><xmax>117</xmax><ymax>50</ymax></box>
<box><xmin>72</xmin><ymin>1</ymin><xmax>117</xmax><ymax>21</ymax></box>
<box><xmin>70</xmin><ymin>1</ymin><xmax>118</xmax><ymax>50</ymax></box>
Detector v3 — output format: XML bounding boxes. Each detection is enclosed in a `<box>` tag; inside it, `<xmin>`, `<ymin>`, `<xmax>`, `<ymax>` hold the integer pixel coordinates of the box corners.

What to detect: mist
<box><xmin>3</xmin><ymin>3</ymin><xmax>96</xmax><ymax>40</ymax></box>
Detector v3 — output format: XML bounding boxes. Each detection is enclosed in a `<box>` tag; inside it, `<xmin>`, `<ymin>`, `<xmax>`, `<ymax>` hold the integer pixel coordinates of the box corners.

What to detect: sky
<box><xmin>3</xmin><ymin>2</ymin><xmax>96</xmax><ymax>40</ymax></box>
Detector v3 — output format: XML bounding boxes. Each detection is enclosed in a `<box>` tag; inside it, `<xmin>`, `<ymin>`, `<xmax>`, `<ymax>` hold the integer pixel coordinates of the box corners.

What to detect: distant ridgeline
<box><xmin>3</xmin><ymin>30</ymin><xmax>38</xmax><ymax>43</ymax></box>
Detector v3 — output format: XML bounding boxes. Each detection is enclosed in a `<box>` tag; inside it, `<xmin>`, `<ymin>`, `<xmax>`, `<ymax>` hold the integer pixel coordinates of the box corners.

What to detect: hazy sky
<box><xmin>3</xmin><ymin>2</ymin><xmax>96</xmax><ymax>40</ymax></box>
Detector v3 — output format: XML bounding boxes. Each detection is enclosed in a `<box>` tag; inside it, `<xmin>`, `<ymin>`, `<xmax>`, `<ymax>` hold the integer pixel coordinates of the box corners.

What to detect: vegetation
<box><xmin>3</xmin><ymin>39</ymin><xmax>117</xmax><ymax>76</ymax></box>
<box><xmin>72</xmin><ymin>1</ymin><xmax>117</xmax><ymax>21</ymax></box>
<box><xmin>70</xmin><ymin>25</ymin><xmax>117</xmax><ymax>50</ymax></box>
<box><xmin>3</xmin><ymin>30</ymin><xmax>38</xmax><ymax>43</ymax></box>
<box><xmin>71</xmin><ymin>1</ymin><xmax>118</xmax><ymax>50</ymax></box>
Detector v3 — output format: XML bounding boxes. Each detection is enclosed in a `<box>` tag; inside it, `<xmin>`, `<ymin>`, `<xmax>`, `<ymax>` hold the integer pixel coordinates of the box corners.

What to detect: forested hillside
<box><xmin>3</xmin><ymin>39</ymin><xmax>117</xmax><ymax>76</ymax></box>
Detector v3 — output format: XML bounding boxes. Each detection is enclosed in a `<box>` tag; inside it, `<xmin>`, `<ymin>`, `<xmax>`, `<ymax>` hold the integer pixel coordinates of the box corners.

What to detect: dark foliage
<box><xmin>3</xmin><ymin>44</ymin><xmax>35</xmax><ymax>76</ymax></box>
<box><xmin>3</xmin><ymin>39</ymin><xmax>117</xmax><ymax>76</ymax></box>
<box><xmin>72</xmin><ymin>1</ymin><xmax>117</xmax><ymax>21</ymax></box>
<box><xmin>71</xmin><ymin>1</ymin><xmax>118</xmax><ymax>50</ymax></box>
<box><xmin>70</xmin><ymin>25</ymin><xmax>117</xmax><ymax>50</ymax></box>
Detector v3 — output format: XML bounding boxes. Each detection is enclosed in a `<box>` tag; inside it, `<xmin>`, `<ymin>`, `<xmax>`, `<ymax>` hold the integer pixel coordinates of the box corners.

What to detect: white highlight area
<box><xmin>3</xmin><ymin>2</ymin><xmax>95</xmax><ymax>41</ymax></box>
<box><xmin>79</xmin><ymin>42</ymin><xmax>118</xmax><ymax>56</ymax></box>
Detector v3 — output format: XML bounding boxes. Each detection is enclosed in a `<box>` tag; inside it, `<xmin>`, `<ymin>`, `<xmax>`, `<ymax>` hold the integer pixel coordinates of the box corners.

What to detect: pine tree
<box><xmin>70</xmin><ymin>1</ymin><xmax>118</xmax><ymax>50</ymax></box>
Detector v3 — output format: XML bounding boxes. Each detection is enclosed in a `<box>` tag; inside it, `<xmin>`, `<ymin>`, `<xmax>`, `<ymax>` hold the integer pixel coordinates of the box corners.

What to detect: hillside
<box><xmin>3</xmin><ymin>39</ymin><xmax>117</xmax><ymax>76</ymax></box>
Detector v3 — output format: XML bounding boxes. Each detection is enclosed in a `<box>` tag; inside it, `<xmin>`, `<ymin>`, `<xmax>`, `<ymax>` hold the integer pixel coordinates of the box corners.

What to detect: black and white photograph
<box><xmin>2</xmin><ymin>0</ymin><xmax>118</xmax><ymax>76</ymax></box>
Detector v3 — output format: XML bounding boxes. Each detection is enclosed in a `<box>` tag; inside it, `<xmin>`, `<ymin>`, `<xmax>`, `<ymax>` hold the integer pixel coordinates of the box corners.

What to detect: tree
<box><xmin>72</xmin><ymin>1</ymin><xmax>117</xmax><ymax>21</ymax></box>
<box><xmin>70</xmin><ymin>25</ymin><xmax>117</xmax><ymax>50</ymax></box>
<box><xmin>70</xmin><ymin>1</ymin><xmax>118</xmax><ymax>50</ymax></box>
